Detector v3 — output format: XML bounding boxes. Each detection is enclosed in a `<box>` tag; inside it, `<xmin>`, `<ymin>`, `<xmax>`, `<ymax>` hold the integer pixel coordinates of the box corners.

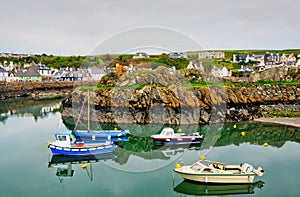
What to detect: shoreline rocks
<box><xmin>62</xmin><ymin>84</ymin><xmax>300</xmax><ymax>125</ymax></box>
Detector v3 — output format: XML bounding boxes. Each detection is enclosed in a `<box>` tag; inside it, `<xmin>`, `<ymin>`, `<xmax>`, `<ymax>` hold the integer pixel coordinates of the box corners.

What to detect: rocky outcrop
<box><xmin>62</xmin><ymin>84</ymin><xmax>300</xmax><ymax>125</ymax></box>
<box><xmin>249</xmin><ymin>66</ymin><xmax>299</xmax><ymax>82</ymax></box>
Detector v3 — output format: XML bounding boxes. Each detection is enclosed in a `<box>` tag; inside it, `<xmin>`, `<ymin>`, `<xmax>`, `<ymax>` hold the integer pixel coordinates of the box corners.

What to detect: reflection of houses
<box><xmin>264</xmin><ymin>52</ymin><xmax>280</xmax><ymax>65</ymax></box>
<box><xmin>211</xmin><ymin>66</ymin><xmax>232</xmax><ymax>77</ymax></box>
<box><xmin>133</xmin><ymin>52</ymin><xmax>149</xmax><ymax>59</ymax></box>
<box><xmin>199</xmin><ymin>51</ymin><xmax>225</xmax><ymax>59</ymax></box>
<box><xmin>169</xmin><ymin>52</ymin><xmax>187</xmax><ymax>58</ymax></box>
<box><xmin>281</xmin><ymin>53</ymin><xmax>296</xmax><ymax>66</ymax></box>
<box><xmin>233</xmin><ymin>54</ymin><xmax>250</xmax><ymax>63</ymax></box>
<box><xmin>187</xmin><ymin>61</ymin><xmax>204</xmax><ymax>71</ymax></box>
<box><xmin>0</xmin><ymin>67</ymin><xmax>9</xmax><ymax>81</ymax></box>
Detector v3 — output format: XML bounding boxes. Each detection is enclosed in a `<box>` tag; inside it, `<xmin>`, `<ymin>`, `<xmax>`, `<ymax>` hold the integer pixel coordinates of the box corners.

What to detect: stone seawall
<box><xmin>62</xmin><ymin>84</ymin><xmax>300</xmax><ymax>125</ymax></box>
<box><xmin>0</xmin><ymin>81</ymin><xmax>98</xmax><ymax>100</ymax></box>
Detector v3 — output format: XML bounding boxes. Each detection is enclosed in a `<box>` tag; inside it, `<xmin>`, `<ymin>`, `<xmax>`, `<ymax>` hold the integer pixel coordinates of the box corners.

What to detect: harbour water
<box><xmin>1</xmin><ymin>98</ymin><xmax>300</xmax><ymax>197</ymax></box>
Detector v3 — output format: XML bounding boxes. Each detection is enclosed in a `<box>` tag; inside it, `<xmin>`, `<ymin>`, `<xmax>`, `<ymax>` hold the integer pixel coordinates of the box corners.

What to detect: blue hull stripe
<box><xmin>49</xmin><ymin>144</ymin><xmax>114</xmax><ymax>156</ymax></box>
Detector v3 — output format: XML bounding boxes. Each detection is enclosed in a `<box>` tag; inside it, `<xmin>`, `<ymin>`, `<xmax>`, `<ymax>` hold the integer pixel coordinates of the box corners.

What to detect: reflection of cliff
<box><xmin>61</xmin><ymin>116</ymin><xmax>300</xmax><ymax>164</ymax></box>
<box><xmin>113</xmin><ymin>146</ymin><xmax>178</xmax><ymax>165</ymax></box>
<box><xmin>111</xmin><ymin>122</ymin><xmax>300</xmax><ymax>164</ymax></box>
<box><xmin>0</xmin><ymin>98</ymin><xmax>62</xmax><ymax>122</ymax></box>
<box><xmin>213</xmin><ymin>122</ymin><xmax>300</xmax><ymax>148</ymax></box>
<box><xmin>63</xmin><ymin>115</ymin><xmax>300</xmax><ymax>151</ymax></box>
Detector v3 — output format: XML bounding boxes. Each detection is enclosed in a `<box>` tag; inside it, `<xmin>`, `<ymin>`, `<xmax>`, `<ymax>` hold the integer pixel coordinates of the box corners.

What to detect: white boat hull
<box><xmin>174</xmin><ymin>169</ymin><xmax>255</xmax><ymax>184</ymax></box>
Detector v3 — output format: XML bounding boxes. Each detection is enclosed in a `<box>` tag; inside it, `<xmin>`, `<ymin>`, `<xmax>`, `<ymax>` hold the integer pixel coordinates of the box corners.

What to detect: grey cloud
<box><xmin>0</xmin><ymin>0</ymin><xmax>299</xmax><ymax>55</ymax></box>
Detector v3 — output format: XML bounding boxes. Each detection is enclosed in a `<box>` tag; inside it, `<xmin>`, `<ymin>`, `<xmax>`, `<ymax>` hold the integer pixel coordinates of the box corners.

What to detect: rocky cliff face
<box><xmin>62</xmin><ymin>84</ymin><xmax>300</xmax><ymax>125</ymax></box>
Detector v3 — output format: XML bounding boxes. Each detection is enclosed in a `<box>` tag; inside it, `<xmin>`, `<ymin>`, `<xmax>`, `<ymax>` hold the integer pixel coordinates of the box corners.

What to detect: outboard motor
<box><xmin>254</xmin><ymin>167</ymin><xmax>265</xmax><ymax>176</ymax></box>
<box><xmin>241</xmin><ymin>163</ymin><xmax>254</xmax><ymax>173</ymax></box>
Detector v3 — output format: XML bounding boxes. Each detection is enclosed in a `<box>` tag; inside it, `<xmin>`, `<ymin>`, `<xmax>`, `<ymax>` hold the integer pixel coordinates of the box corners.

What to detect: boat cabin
<box><xmin>53</xmin><ymin>132</ymin><xmax>72</xmax><ymax>148</ymax></box>
<box><xmin>160</xmin><ymin>128</ymin><xmax>175</xmax><ymax>136</ymax></box>
<box><xmin>190</xmin><ymin>161</ymin><xmax>214</xmax><ymax>173</ymax></box>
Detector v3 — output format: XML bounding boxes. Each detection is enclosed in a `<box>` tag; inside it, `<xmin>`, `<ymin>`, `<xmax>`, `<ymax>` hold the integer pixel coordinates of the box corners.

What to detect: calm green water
<box><xmin>1</xmin><ymin>98</ymin><xmax>300</xmax><ymax>197</ymax></box>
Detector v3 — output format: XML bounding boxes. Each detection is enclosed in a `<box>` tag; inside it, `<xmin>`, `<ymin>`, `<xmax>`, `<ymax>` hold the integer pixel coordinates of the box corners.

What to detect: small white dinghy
<box><xmin>150</xmin><ymin>128</ymin><xmax>204</xmax><ymax>145</ymax></box>
<box><xmin>174</xmin><ymin>159</ymin><xmax>264</xmax><ymax>184</ymax></box>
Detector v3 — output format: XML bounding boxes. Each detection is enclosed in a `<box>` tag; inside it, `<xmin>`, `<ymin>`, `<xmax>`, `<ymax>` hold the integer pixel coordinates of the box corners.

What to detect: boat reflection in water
<box><xmin>48</xmin><ymin>154</ymin><xmax>114</xmax><ymax>182</ymax></box>
<box><xmin>174</xmin><ymin>180</ymin><xmax>264</xmax><ymax>196</ymax></box>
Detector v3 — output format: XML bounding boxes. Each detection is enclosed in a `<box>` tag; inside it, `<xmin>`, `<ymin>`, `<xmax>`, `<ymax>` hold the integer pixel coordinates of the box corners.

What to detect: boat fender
<box><xmin>175</xmin><ymin>164</ymin><xmax>181</xmax><ymax>169</ymax></box>
<box><xmin>82</xmin><ymin>163</ymin><xmax>87</xmax><ymax>169</ymax></box>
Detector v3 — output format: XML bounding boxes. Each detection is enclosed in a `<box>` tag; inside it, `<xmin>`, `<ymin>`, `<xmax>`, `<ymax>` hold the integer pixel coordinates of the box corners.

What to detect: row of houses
<box><xmin>0</xmin><ymin>61</ymin><xmax>106</xmax><ymax>82</ymax></box>
<box><xmin>233</xmin><ymin>52</ymin><xmax>299</xmax><ymax>66</ymax></box>
<box><xmin>132</xmin><ymin>51</ymin><xmax>187</xmax><ymax>59</ymax></box>
<box><xmin>198</xmin><ymin>51</ymin><xmax>225</xmax><ymax>59</ymax></box>
<box><xmin>187</xmin><ymin>61</ymin><xmax>232</xmax><ymax>77</ymax></box>
<box><xmin>0</xmin><ymin>52</ymin><xmax>30</xmax><ymax>58</ymax></box>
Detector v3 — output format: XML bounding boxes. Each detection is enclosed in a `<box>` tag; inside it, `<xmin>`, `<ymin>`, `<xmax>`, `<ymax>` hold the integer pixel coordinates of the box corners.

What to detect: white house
<box><xmin>280</xmin><ymin>53</ymin><xmax>296</xmax><ymax>66</ymax></box>
<box><xmin>36</xmin><ymin>63</ymin><xmax>52</xmax><ymax>76</ymax></box>
<box><xmin>0</xmin><ymin>67</ymin><xmax>9</xmax><ymax>81</ymax></box>
<box><xmin>133</xmin><ymin>52</ymin><xmax>149</xmax><ymax>59</ymax></box>
<box><xmin>187</xmin><ymin>61</ymin><xmax>204</xmax><ymax>71</ymax></box>
<box><xmin>211</xmin><ymin>66</ymin><xmax>232</xmax><ymax>77</ymax></box>
<box><xmin>239</xmin><ymin>65</ymin><xmax>254</xmax><ymax>72</ymax></box>
<box><xmin>249</xmin><ymin>54</ymin><xmax>265</xmax><ymax>64</ymax></box>
<box><xmin>296</xmin><ymin>54</ymin><xmax>300</xmax><ymax>66</ymax></box>
<box><xmin>1</xmin><ymin>61</ymin><xmax>15</xmax><ymax>71</ymax></box>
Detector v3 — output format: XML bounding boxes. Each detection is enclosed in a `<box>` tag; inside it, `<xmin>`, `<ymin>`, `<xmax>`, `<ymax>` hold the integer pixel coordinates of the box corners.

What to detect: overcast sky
<box><xmin>0</xmin><ymin>0</ymin><xmax>299</xmax><ymax>55</ymax></box>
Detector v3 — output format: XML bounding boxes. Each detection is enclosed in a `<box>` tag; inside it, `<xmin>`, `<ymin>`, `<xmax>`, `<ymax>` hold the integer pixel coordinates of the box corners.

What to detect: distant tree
<box><xmin>104</xmin><ymin>53</ymin><xmax>112</xmax><ymax>61</ymax></box>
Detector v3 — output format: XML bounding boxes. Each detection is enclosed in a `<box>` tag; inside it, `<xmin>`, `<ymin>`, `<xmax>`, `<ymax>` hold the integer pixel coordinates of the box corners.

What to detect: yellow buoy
<box><xmin>241</xmin><ymin>131</ymin><xmax>246</xmax><ymax>136</ymax></box>
<box><xmin>175</xmin><ymin>163</ymin><xmax>181</xmax><ymax>168</ymax></box>
<box><xmin>263</xmin><ymin>142</ymin><xmax>269</xmax><ymax>147</ymax></box>
<box><xmin>178</xmin><ymin>128</ymin><xmax>182</xmax><ymax>133</ymax></box>
<box><xmin>233</xmin><ymin>124</ymin><xmax>237</xmax><ymax>129</ymax></box>
<box><xmin>81</xmin><ymin>163</ymin><xmax>87</xmax><ymax>169</ymax></box>
<box><xmin>114</xmin><ymin>128</ymin><xmax>118</xmax><ymax>130</ymax></box>
<box><xmin>200</xmin><ymin>156</ymin><xmax>206</xmax><ymax>161</ymax></box>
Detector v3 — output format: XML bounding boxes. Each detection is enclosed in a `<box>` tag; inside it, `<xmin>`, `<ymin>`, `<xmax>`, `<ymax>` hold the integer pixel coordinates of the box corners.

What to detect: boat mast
<box><xmin>88</xmin><ymin>90</ymin><xmax>90</xmax><ymax>130</ymax></box>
